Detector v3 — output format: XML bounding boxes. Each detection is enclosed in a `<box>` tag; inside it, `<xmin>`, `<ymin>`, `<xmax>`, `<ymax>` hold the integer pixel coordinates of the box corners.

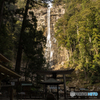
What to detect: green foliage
<box><xmin>16</xmin><ymin>0</ymin><xmax>26</xmax><ymax>8</ymax></box>
<box><xmin>66</xmin><ymin>81</ymin><xmax>70</xmax><ymax>84</ymax></box>
<box><xmin>15</xmin><ymin>0</ymin><xmax>47</xmax><ymax>82</ymax></box>
<box><xmin>54</xmin><ymin>0</ymin><xmax>100</xmax><ymax>84</ymax></box>
<box><xmin>0</xmin><ymin>0</ymin><xmax>47</xmax><ymax>83</ymax></box>
<box><xmin>52</xmin><ymin>0</ymin><xmax>62</xmax><ymax>6</ymax></box>
<box><xmin>0</xmin><ymin>22</ymin><xmax>14</xmax><ymax>59</ymax></box>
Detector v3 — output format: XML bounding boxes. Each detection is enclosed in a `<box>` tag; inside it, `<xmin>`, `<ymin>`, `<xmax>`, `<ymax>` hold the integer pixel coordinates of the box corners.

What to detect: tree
<box><xmin>0</xmin><ymin>0</ymin><xmax>16</xmax><ymax>28</ymax></box>
<box><xmin>0</xmin><ymin>0</ymin><xmax>5</xmax><ymax>28</ymax></box>
<box><xmin>0</xmin><ymin>0</ymin><xmax>17</xmax><ymax>59</ymax></box>
<box><xmin>15</xmin><ymin>0</ymin><xmax>48</xmax><ymax>73</ymax></box>
<box><xmin>54</xmin><ymin>0</ymin><xmax>100</xmax><ymax>83</ymax></box>
<box><xmin>0</xmin><ymin>0</ymin><xmax>47</xmax><ymax>74</ymax></box>
<box><xmin>15</xmin><ymin>0</ymin><xmax>30</xmax><ymax>73</ymax></box>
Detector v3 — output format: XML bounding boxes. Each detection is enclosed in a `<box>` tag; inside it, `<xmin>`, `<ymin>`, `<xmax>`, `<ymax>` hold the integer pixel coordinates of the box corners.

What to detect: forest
<box><xmin>1</xmin><ymin>0</ymin><xmax>100</xmax><ymax>87</ymax></box>
<box><xmin>54</xmin><ymin>0</ymin><xmax>100</xmax><ymax>84</ymax></box>
<box><xmin>0</xmin><ymin>0</ymin><xmax>49</xmax><ymax>83</ymax></box>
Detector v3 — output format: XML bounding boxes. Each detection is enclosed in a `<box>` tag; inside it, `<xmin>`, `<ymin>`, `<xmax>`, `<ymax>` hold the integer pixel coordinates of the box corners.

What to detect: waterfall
<box><xmin>45</xmin><ymin>4</ymin><xmax>53</xmax><ymax>68</ymax></box>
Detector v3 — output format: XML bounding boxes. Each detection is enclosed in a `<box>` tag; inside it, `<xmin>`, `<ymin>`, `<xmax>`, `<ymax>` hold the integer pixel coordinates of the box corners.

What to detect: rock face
<box><xmin>28</xmin><ymin>5</ymin><xmax>67</xmax><ymax>70</ymax></box>
<box><xmin>50</xmin><ymin>5</ymin><xmax>67</xmax><ymax>70</ymax></box>
<box><xmin>28</xmin><ymin>7</ymin><xmax>47</xmax><ymax>31</ymax></box>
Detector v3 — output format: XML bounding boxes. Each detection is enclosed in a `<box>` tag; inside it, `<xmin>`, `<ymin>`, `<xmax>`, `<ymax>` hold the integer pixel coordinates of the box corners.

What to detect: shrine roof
<box><xmin>0</xmin><ymin>54</ymin><xmax>10</xmax><ymax>63</ymax></box>
<box><xmin>0</xmin><ymin>64</ymin><xmax>21</xmax><ymax>78</ymax></box>
<box><xmin>40</xmin><ymin>78</ymin><xmax>63</xmax><ymax>85</ymax></box>
<box><xmin>37</xmin><ymin>69</ymin><xmax>74</xmax><ymax>75</ymax></box>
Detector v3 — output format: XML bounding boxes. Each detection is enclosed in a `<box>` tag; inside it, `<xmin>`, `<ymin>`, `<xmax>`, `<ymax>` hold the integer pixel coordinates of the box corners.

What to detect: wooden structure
<box><xmin>0</xmin><ymin>54</ymin><xmax>21</xmax><ymax>100</ymax></box>
<box><xmin>0</xmin><ymin>54</ymin><xmax>20</xmax><ymax>79</ymax></box>
<box><xmin>37</xmin><ymin>69</ymin><xmax>74</xmax><ymax>100</ymax></box>
<box><xmin>40</xmin><ymin>78</ymin><xmax>63</xmax><ymax>100</ymax></box>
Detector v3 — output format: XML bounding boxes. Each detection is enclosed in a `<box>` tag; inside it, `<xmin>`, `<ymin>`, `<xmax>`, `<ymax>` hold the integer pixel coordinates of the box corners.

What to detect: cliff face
<box><xmin>50</xmin><ymin>5</ymin><xmax>67</xmax><ymax>70</ymax></box>
<box><xmin>28</xmin><ymin>7</ymin><xmax>47</xmax><ymax>31</ymax></box>
<box><xmin>28</xmin><ymin>5</ymin><xmax>67</xmax><ymax>70</ymax></box>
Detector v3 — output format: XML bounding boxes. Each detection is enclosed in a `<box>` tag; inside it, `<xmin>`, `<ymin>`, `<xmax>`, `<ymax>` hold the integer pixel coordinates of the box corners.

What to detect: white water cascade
<box><xmin>45</xmin><ymin>4</ymin><xmax>54</xmax><ymax>68</ymax></box>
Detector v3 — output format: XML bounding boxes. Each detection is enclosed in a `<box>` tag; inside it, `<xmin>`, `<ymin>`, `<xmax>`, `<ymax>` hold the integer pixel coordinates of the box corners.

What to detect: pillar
<box><xmin>10</xmin><ymin>86</ymin><xmax>13</xmax><ymax>100</ymax></box>
<box><xmin>45</xmin><ymin>84</ymin><xmax>47</xmax><ymax>98</ymax></box>
<box><xmin>63</xmin><ymin>74</ymin><xmax>67</xmax><ymax>99</ymax></box>
<box><xmin>57</xmin><ymin>84</ymin><xmax>59</xmax><ymax>100</ymax></box>
<box><xmin>52</xmin><ymin>73</ymin><xmax>57</xmax><ymax>79</ymax></box>
<box><xmin>0</xmin><ymin>80</ymin><xmax>1</xmax><ymax>90</ymax></box>
<box><xmin>44</xmin><ymin>75</ymin><xmax>46</xmax><ymax>98</ymax></box>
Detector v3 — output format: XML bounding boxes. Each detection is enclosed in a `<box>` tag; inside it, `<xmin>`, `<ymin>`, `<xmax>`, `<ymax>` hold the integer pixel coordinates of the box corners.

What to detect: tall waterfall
<box><xmin>45</xmin><ymin>4</ymin><xmax>53</xmax><ymax>68</ymax></box>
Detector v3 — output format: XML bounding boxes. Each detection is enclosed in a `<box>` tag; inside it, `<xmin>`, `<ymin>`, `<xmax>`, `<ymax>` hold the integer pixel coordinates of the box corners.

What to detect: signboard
<box><xmin>79</xmin><ymin>88</ymin><xmax>88</xmax><ymax>91</ymax></box>
<box><xmin>21</xmin><ymin>83</ymin><xmax>32</xmax><ymax>86</ymax></box>
<box><xmin>18</xmin><ymin>92</ymin><xmax>25</xmax><ymax>94</ymax></box>
<box><xmin>11</xmin><ymin>82</ymin><xmax>15</xmax><ymax>86</ymax></box>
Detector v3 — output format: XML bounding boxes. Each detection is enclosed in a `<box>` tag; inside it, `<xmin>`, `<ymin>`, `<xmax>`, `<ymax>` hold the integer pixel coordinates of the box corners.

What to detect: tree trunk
<box><xmin>15</xmin><ymin>0</ymin><xmax>30</xmax><ymax>73</ymax></box>
<box><xmin>0</xmin><ymin>0</ymin><xmax>5</xmax><ymax>28</ymax></box>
